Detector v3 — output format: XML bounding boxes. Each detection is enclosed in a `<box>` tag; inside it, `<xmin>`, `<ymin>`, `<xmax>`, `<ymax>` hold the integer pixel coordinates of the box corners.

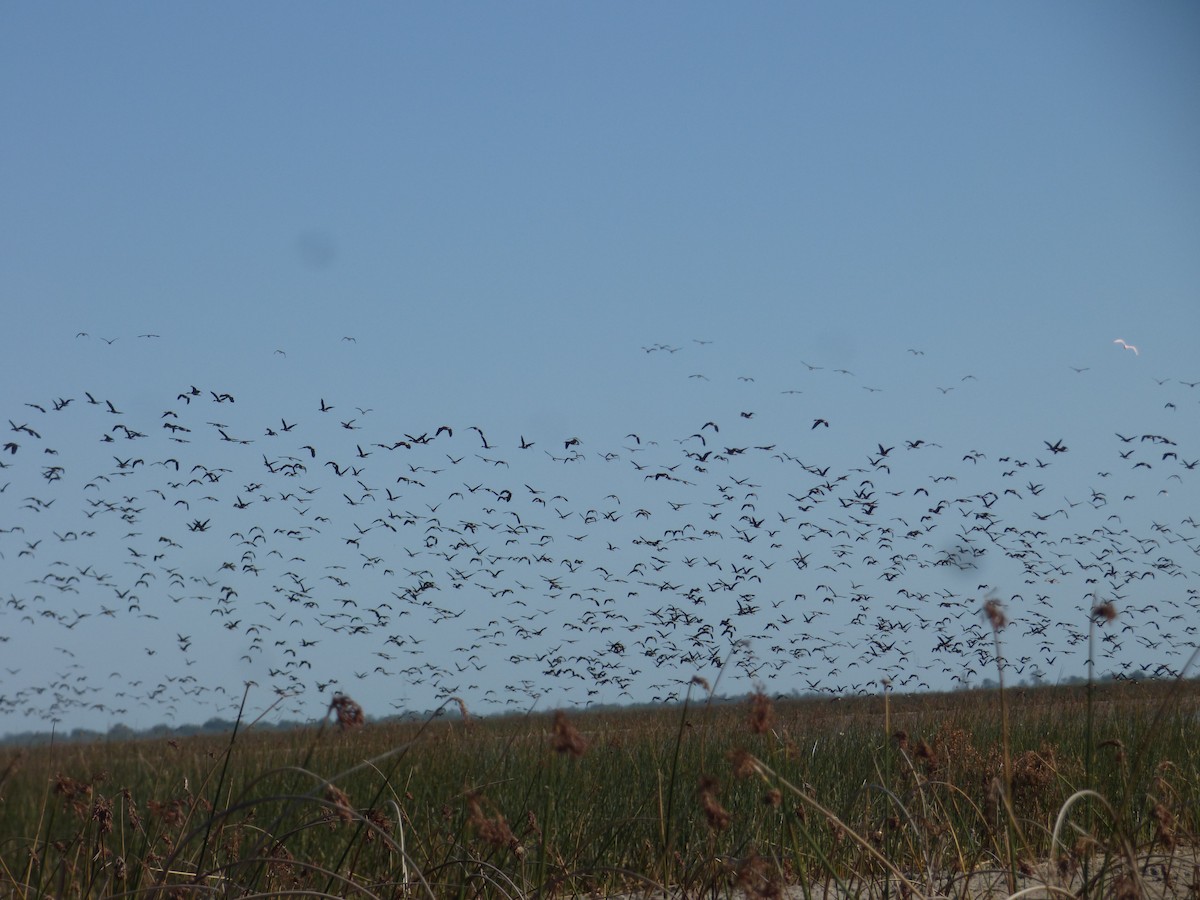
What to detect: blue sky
<box><xmin>1</xmin><ymin>4</ymin><xmax>1198</xmax><ymax>737</ymax></box>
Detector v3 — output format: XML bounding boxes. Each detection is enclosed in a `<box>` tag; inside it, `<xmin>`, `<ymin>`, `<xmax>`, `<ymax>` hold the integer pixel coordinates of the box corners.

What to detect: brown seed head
<box><xmin>551</xmin><ymin>710</ymin><xmax>587</xmax><ymax>757</ymax></box>
<box><xmin>698</xmin><ymin>775</ymin><xmax>731</xmax><ymax>831</ymax></box>
<box><xmin>983</xmin><ymin>598</ymin><xmax>1006</xmax><ymax>630</ymax></box>
<box><xmin>324</xmin><ymin>785</ymin><xmax>354</xmax><ymax>823</ymax></box>
<box><xmin>914</xmin><ymin>738</ymin><xmax>938</xmax><ymax>769</ymax></box>
<box><xmin>735</xmin><ymin>849</ymin><xmax>783</xmax><ymax>899</ymax></box>
<box><xmin>748</xmin><ymin>690</ymin><xmax>774</xmax><ymax>735</ymax></box>
<box><xmin>1091</xmin><ymin>601</ymin><xmax>1117</xmax><ymax>624</ymax></box>
<box><xmin>329</xmin><ymin>693</ymin><xmax>365</xmax><ymax>731</ymax></box>
<box><xmin>121</xmin><ymin>788</ymin><xmax>143</xmax><ymax>833</ymax></box>
<box><xmin>91</xmin><ymin>797</ymin><xmax>114</xmax><ymax>835</ymax></box>
<box><xmin>728</xmin><ymin>747</ymin><xmax>758</xmax><ymax>779</ymax></box>
<box><xmin>466</xmin><ymin>791</ymin><xmax>521</xmax><ymax>853</ymax></box>
<box><xmin>363</xmin><ymin>807</ymin><xmax>392</xmax><ymax>843</ymax></box>
<box><xmin>1151</xmin><ymin>802</ymin><xmax>1177</xmax><ymax>849</ymax></box>
<box><xmin>452</xmin><ymin>696</ymin><xmax>470</xmax><ymax>726</ymax></box>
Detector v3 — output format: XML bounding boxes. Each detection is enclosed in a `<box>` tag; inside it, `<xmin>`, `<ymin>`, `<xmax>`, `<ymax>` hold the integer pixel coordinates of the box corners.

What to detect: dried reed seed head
<box><xmin>324</xmin><ymin>784</ymin><xmax>354</xmax><ymax>823</ymax></box>
<box><xmin>53</xmin><ymin>773</ymin><xmax>91</xmax><ymax>799</ymax></box>
<box><xmin>763</xmin><ymin>788</ymin><xmax>782</xmax><ymax>807</ymax></box>
<box><xmin>1152</xmin><ymin>802</ymin><xmax>1177</xmax><ymax>849</ymax></box>
<box><xmin>266</xmin><ymin>840</ymin><xmax>297</xmax><ymax>879</ymax></box>
<box><xmin>364</xmin><ymin>807</ymin><xmax>393</xmax><ymax>834</ymax></box>
<box><xmin>1011</xmin><ymin>748</ymin><xmax>1057</xmax><ymax>793</ymax></box>
<box><xmin>892</xmin><ymin>730</ymin><xmax>908</xmax><ymax>749</ymax></box>
<box><xmin>121</xmin><ymin>788</ymin><xmax>144</xmax><ymax>833</ymax></box>
<box><xmin>53</xmin><ymin>774</ymin><xmax>95</xmax><ymax>818</ymax></box>
<box><xmin>748</xmin><ymin>690</ymin><xmax>774</xmax><ymax>734</ymax></box>
<box><xmin>93</xmin><ymin>801</ymin><xmax>114</xmax><ymax>835</ymax></box>
<box><xmin>452</xmin><ymin>696</ymin><xmax>470</xmax><ymax>725</ymax></box>
<box><xmin>728</xmin><ymin>747</ymin><xmax>758</xmax><ymax>779</ymax></box>
<box><xmin>690</xmin><ymin>675</ymin><xmax>711</xmax><ymax>693</ymax></box>
<box><xmin>735</xmin><ymin>849</ymin><xmax>783</xmax><ymax>900</ymax></box>
<box><xmin>913</xmin><ymin>738</ymin><xmax>938</xmax><ymax>768</ymax></box>
<box><xmin>1071</xmin><ymin>836</ymin><xmax>1097</xmax><ymax>861</ymax></box>
<box><xmin>525</xmin><ymin>809</ymin><xmax>542</xmax><ymax>839</ymax></box>
<box><xmin>465</xmin><ymin>791</ymin><xmax>521</xmax><ymax>853</ymax></box>
<box><xmin>91</xmin><ymin>797</ymin><xmax>114</xmax><ymax>835</ymax></box>
<box><xmin>1092</xmin><ymin>601</ymin><xmax>1118</xmax><ymax>623</ymax></box>
<box><xmin>147</xmin><ymin>798</ymin><xmax>187</xmax><ymax>828</ymax></box>
<box><xmin>697</xmin><ymin>775</ymin><xmax>731</xmax><ymax>831</ymax></box>
<box><xmin>551</xmin><ymin>709</ymin><xmax>587</xmax><ymax>757</ymax></box>
<box><xmin>983</xmin><ymin>598</ymin><xmax>1006</xmax><ymax>630</ymax></box>
<box><xmin>329</xmin><ymin>692</ymin><xmax>365</xmax><ymax>731</ymax></box>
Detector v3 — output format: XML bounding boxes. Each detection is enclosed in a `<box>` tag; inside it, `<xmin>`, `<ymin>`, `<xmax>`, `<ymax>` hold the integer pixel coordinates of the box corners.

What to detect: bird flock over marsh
<box><xmin>2</xmin><ymin>334</ymin><xmax>1198</xmax><ymax>733</ymax></box>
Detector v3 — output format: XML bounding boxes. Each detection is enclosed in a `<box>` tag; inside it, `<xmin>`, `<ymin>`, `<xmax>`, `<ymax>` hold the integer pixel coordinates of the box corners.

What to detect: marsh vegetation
<box><xmin>2</xmin><ymin>675</ymin><xmax>1197</xmax><ymax>899</ymax></box>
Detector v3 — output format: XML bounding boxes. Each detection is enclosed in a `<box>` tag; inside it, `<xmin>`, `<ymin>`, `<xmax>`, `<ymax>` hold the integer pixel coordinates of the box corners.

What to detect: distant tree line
<box><xmin>0</xmin><ymin>672</ymin><xmax>1191</xmax><ymax>747</ymax></box>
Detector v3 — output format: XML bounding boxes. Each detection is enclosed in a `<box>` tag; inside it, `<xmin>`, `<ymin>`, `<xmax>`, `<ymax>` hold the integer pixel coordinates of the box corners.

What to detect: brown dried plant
<box><xmin>698</xmin><ymin>775</ymin><xmax>731</xmax><ymax>831</ymax></box>
<box><xmin>452</xmin><ymin>695</ymin><xmax>471</xmax><ymax>727</ymax></box>
<box><xmin>728</xmin><ymin>747</ymin><xmax>758</xmax><ymax>780</ymax></box>
<box><xmin>91</xmin><ymin>795</ymin><xmax>114</xmax><ymax>836</ymax></box>
<box><xmin>983</xmin><ymin>597</ymin><xmax>1006</xmax><ymax>630</ymax></box>
<box><xmin>748</xmin><ymin>690</ymin><xmax>774</xmax><ymax>735</ymax></box>
<box><xmin>329</xmin><ymin>692</ymin><xmax>365</xmax><ymax>731</ymax></box>
<box><xmin>551</xmin><ymin>709</ymin><xmax>587</xmax><ymax>757</ymax></box>
<box><xmin>735</xmin><ymin>848</ymin><xmax>783</xmax><ymax>899</ymax></box>
<box><xmin>465</xmin><ymin>791</ymin><xmax>524</xmax><ymax>856</ymax></box>
<box><xmin>324</xmin><ymin>784</ymin><xmax>355</xmax><ymax>824</ymax></box>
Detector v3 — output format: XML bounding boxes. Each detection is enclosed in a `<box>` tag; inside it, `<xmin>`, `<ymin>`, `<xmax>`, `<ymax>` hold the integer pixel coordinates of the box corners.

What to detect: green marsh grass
<box><xmin>0</xmin><ymin>672</ymin><xmax>1196</xmax><ymax>898</ymax></box>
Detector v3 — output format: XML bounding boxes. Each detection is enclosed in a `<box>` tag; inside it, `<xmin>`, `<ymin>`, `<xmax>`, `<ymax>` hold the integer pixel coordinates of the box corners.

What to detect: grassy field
<box><xmin>1</xmin><ymin>676</ymin><xmax>1197</xmax><ymax>899</ymax></box>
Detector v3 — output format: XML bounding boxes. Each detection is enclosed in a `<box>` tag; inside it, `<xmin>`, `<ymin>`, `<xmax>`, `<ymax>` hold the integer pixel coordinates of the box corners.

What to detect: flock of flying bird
<box><xmin>1</xmin><ymin>335</ymin><xmax>1198</xmax><ymax>733</ymax></box>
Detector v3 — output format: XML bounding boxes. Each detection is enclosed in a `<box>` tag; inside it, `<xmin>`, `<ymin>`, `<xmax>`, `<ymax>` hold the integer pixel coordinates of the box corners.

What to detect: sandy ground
<box><xmin>585</xmin><ymin>846</ymin><xmax>1200</xmax><ymax>899</ymax></box>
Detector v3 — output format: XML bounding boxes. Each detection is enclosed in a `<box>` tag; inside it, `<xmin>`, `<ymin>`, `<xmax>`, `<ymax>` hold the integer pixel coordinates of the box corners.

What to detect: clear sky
<box><xmin>1</xmin><ymin>3</ymin><xmax>1198</xmax><ymax>737</ymax></box>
